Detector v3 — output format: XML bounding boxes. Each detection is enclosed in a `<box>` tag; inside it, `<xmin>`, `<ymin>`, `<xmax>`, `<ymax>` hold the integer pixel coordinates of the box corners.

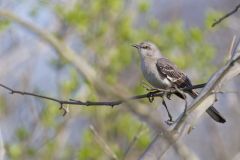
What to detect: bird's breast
<box><xmin>141</xmin><ymin>59</ymin><xmax>171</xmax><ymax>89</ymax></box>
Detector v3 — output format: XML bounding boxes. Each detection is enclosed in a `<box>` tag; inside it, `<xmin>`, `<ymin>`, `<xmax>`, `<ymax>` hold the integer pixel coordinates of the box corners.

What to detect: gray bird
<box><xmin>133</xmin><ymin>41</ymin><xmax>226</xmax><ymax>123</ymax></box>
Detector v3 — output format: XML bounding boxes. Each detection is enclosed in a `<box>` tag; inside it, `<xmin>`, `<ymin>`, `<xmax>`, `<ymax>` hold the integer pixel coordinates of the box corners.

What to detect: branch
<box><xmin>0</xmin><ymin>83</ymin><xmax>205</xmax><ymax>116</ymax></box>
<box><xmin>123</xmin><ymin>124</ymin><xmax>147</xmax><ymax>159</ymax></box>
<box><xmin>212</xmin><ymin>3</ymin><xmax>240</xmax><ymax>27</ymax></box>
<box><xmin>0</xmin><ymin>82</ymin><xmax>201</xmax><ymax>160</ymax></box>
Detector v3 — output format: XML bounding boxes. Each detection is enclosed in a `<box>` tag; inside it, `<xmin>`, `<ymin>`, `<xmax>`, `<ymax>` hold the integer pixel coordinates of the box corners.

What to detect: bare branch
<box><xmin>140</xmin><ymin>133</ymin><xmax>199</xmax><ymax>160</ymax></box>
<box><xmin>123</xmin><ymin>124</ymin><xmax>147</xmax><ymax>159</ymax></box>
<box><xmin>0</xmin><ymin>83</ymin><xmax>206</xmax><ymax>115</ymax></box>
<box><xmin>227</xmin><ymin>36</ymin><xmax>236</xmax><ymax>61</ymax></box>
<box><xmin>175</xmin><ymin>37</ymin><xmax>240</xmax><ymax>134</ymax></box>
<box><xmin>212</xmin><ymin>3</ymin><xmax>240</xmax><ymax>27</ymax></box>
<box><xmin>0</xmin><ymin>83</ymin><xmax>202</xmax><ymax>160</ymax></box>
<box><xmin>89</xmin><ymin>125</ymin><xmax>118</xmax><ymax>160</ymax></box>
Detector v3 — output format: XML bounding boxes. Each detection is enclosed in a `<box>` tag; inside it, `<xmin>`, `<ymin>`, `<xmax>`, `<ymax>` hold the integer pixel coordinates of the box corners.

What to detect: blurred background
<box><xmin>0</xmin><ymin>0</ymin><xmax>240</xmax><ymax>159</ymax></box>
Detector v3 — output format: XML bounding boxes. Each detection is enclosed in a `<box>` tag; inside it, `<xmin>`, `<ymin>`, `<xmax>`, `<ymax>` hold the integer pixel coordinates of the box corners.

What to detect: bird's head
<box><xmin>132</xmin><ymin>41</ymin><xmax>162</xmax><ymax>59</ymax></box>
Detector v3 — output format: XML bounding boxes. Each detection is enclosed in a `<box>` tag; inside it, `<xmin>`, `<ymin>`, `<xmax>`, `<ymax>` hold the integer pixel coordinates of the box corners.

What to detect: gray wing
<box><xmin>156</xmin><ymin>58</ymin><xmax>192</xmax><ymax>88</ymax></box>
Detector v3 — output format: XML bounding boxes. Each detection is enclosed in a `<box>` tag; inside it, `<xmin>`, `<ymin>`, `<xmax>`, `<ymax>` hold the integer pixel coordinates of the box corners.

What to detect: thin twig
<box><xmin>89</xmin><ymin>125</ymin><xmax>118</xmax><ymax>160</ymax></box>
<box><xmin>212</xmin><ymin>3</ymin><xmax>240</xmax><ymax>27</ymax></box>
<box><xmin>227</xmin><ymin>36</ymin><xmax>236</xmax><ymax>61</ymax></box>
<box><xmin>123</xmin><ymin>124</ymin><xmax>147</xmax><ymax>159</ymax></box>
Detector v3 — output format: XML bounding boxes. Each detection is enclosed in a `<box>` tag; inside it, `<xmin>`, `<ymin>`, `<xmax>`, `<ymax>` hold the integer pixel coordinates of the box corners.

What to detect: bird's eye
<box><xmin>142</xmin><ymin>45</ymin><xmax>150</xmax><ymax>50</ymax></box>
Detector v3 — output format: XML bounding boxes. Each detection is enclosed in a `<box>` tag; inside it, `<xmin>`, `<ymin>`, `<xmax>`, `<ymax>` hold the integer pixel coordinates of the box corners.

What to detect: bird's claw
<box><xmin>165</xmin><ymin>119</ymin><xmax>175</xmax><ymax>126</ymax></box>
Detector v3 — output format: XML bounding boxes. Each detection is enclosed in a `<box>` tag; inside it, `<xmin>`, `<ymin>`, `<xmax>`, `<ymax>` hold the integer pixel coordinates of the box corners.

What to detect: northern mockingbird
<box><xmin>133</xmin><ymin>41</ymin><xmax>226</xmax><ymax>123</ymax></box>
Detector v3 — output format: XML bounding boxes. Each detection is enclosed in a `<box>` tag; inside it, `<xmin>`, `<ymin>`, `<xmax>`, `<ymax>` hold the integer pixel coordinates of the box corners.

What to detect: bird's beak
<box><xmin>132</xmin><ymin>44</ymin><xmax>140</xmax><ymax>49</ymax></box>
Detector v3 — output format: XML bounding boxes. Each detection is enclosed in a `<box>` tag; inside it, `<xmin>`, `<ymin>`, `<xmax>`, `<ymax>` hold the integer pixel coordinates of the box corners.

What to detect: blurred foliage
<box><xmin>3</xmin><ymin>0</ymin><xmax>221</xmax><ymax>159</ymax></box>
<box><xmin>41</xmin><ymin>101</ymin><xmax>60</xmax><ymax>127</ymax></box>
<box><xmin>53</xmin><ymin>1</ymin><xmax>217</xmax><ymax>158</ymax></box>
<box><xmin>78</xmin><ymin>130</ymin><xmax>103</xmax><ymax>159</ymax></box>
<box><xmin>205</xmin><ymin>10</ymin><xmax>224</xmax><ymax>28</ymax></box>
<box><xmin>56</xmin><ymin>0</ymin><xmax>216</xmax><ymax>85</ymax></box>
<box><xmin>60</xmin><ymin>67</ymin><xmax>80</xmax><ymax>96</ymax></box>
<box><xmin>138</xmin><ymin>1</ymin><xmax>150</xmax><ymax>13</ymax></box>
<box><xmin>16</xmin><ymin>127</ymin><xmax>29</xmax><ymax>141</ymax></box>
<box><xmin>0</xmin><ymin>19</ymin><xmax>10</xmax><ymax>32</ymax></box>
<box><xmin>0</xmin><ymin>96</ymin><xmax>7</xmax><ymax>114</ymax></box>
<box><xmin>7</xmin><ymin>143</ymin><xmax>22</xmax><ymax>159</ymax></box>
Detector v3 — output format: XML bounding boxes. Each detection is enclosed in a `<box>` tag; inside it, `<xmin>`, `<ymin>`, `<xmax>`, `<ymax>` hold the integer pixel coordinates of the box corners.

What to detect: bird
<box><xmin>132</xmin><ymin>41</ymin><xmax>226</xmax><ymax>123</ymax></box>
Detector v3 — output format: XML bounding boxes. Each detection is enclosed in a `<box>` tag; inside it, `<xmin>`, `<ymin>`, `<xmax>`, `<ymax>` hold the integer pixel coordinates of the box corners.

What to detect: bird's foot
<box><xmin>165</xmin><ymin>119</ymin><xmax>175</xmax><ymax>126</ymax></box>
<box><xmin>165</xmin><ymin>118</ymin><xmax>180</xmax><ymax>126</ymax></box>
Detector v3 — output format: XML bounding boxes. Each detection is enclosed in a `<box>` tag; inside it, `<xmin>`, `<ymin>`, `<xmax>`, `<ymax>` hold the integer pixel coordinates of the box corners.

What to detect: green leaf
<box><xmin>8</xmin><ymin>144</ymin><xmax>22</xmax><ymax>159</ymax></box>
<box><xmin>78</xmin><ymin>130</ymin><xmax>102</xmax><ymax>159</ymax></box>
<box><xmin>138</xmin><ymin>1</ymin><xmax>150</xmax><ymax>13</ymax></box>
<box><xmin>205</xmin><ymin>10</ymin><xmax>223</xmax><ymax>28</ymax></box>
<box><xmin>16</xmin><ymin>128</ymin><xmax>29</xmax><ymax>141</ymax></box>
<box><xmin>0</xmin><ymin>19</ymin><xmax>10</xmax><ymax>32</ymax></box>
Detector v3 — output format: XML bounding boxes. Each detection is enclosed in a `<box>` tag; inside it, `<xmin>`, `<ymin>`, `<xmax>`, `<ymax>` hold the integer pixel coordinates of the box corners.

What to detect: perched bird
<box><xmin>133</xmin><ymin>41</ymin><xmax>226</xmax><ymax>123</ymax></box>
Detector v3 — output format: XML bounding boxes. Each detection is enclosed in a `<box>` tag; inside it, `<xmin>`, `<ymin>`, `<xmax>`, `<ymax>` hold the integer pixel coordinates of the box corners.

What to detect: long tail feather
<box><xmin>188</xmin><ymin>90</ymin><xmax>226</xmax><ymax>123</ymax></box>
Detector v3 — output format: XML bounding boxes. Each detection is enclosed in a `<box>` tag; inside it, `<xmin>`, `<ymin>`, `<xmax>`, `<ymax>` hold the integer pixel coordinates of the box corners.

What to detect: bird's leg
<box><xmin>163</xmin><ymin>86</ymin><xmax>189</xmax><ymax>126</ymax></box>
<box><xmin>161</xmin><ymin>97</ymin><xmax>174</xmax><ymax>125</ymax></box>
